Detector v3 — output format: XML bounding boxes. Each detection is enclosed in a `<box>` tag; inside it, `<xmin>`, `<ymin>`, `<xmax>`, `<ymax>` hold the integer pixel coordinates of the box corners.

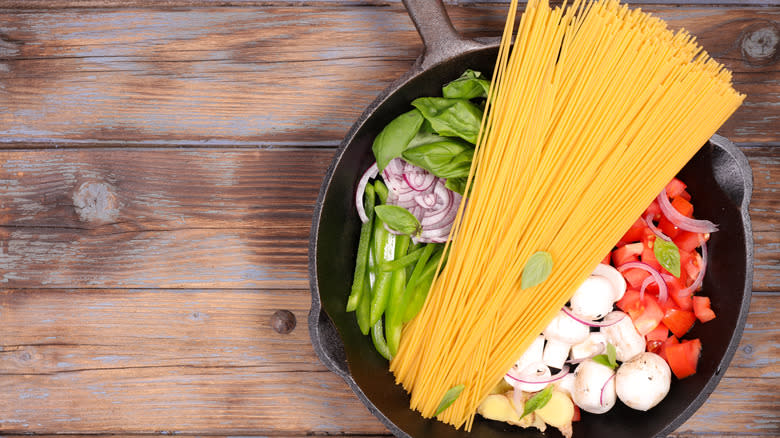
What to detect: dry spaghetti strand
<box><xmin>389</xmin><ymin>0</ymin><xmax>744</xmax><ymax>430</ymax></box>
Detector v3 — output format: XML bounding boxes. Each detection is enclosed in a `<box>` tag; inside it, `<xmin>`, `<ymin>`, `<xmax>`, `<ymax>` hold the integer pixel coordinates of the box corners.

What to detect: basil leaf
<box><xmin>374</xmin><ymin>205</ymin><xmax>420</xmax><ymax>236</ymax></box>
<box><xmin>654</xmin><ymin>238</ymin><xmax>681</xmax><ymax>278</ymax></box>
<box><xmin>445</xmin><ymin>177</ymin><xmax>468</xmax><ymax>195</ymax></box>
<box><xmin>443</xmin><ymin>69</ymin><xmax>491</xmax><ymax>100</ymax></box>
<box><xmin>406</xmin><ymin>120</ymin><xmax>450</xmax><ymax>149</ymax></box>
<box><xmin>521</xmin><ymin>385</ymin><xmax>553</xmax><ymax>418</ymax></box>
<box><xmin>593</xmin><ymin>344</ymin><xmax>618</xmax><ymax>369</ymax></box>
<box><xmin>372</xmin><ymin>109</ymin><xmax>425</xmax><ymax>172</ymax></box>
<box><xmin>435</xmin><ymin>384</ymin><xmax>465</xmax><ymax>416</ymax></box>
<box><xmin>606</xmin><ymin>343</ymin><xmax>618</xmax><ymax>368</ymax></box>
<box><xmin>403</xmin><ymin>141</ymin><xmax>474</xmax><ymax>179</ymax></box>
<box><xmin>412</xmin><ymin>97</ymin><xmax>483</xmax><ymax>144</ymax></box>
<box><xmin>521</xmin><ymin>251</ymin><xmax>553</xmax><ymax>290</ymax></box>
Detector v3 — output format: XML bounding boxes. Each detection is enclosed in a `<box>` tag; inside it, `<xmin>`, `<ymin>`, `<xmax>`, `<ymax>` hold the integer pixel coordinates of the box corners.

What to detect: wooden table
<box><xmin>0</xmin><ymin>1</ymin><xmax>777</xmax><ymax>436</ymax></box>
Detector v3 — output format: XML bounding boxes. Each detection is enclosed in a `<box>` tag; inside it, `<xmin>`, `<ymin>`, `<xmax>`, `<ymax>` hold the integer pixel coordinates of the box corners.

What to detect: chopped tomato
<box><xmin>602</xmin><ymin>253</ymin><xmax>611</xmax><ymax>265</ymax></box>
<box><xmin>677</xmin><ymin>189</ymin><xmax>691</xmax><ymax>201</ymax></box>
<box><xmin>665</xmin><ymin>338</ymin><xmax>701</xmax><ymax>379</ymax></box>
<box><xmin>646</xmin><ymin>323</ymin><xmax>669</xmax><ymax>343</ymax></box>
<box><xmin>684</xmin><ymin>252</ymin><xmax>703</xmax><ymax>285</ymax></box>
<box><xmin>658</xmin><ymin>216</ymin><xmax>680</xmax><ymax>239</ymax></box>
<box><xmin>571</xmin><ymin>405</ymin><xmax>581</xmax><ymax>422</ymax></box>
<box><xmin>657</xmin><ymin>335</ymin><xmax>679</xmax><ymax>363</ymax></box>
<box><xmin>631</xmin><ymin>295</ymin><xmax>664</xmax><ymax>335</ymax></box>
<box><xmin>623</xmin><ymin>268</ymin><xmax>651</xmax><ymax>289</ymax></box>
<box><xmin>641</xmin><ymin>245</ymin><xmax>662</xmax><ymax>271</ymax></box>
<box><xmin>644</xmin><ymin>199</ymin><xmax>661</xmax><ymax>219</ymax></box>
<box><xmin>613</xmin><ymin>242</ymin><xmax>643</xmax><ymax>266</ymax></box>
<box><xmin>662</xmin><ymin>308</ymin><xmax>696</xmax><ymax>338</ymax></box>
<box><xmin>693</xmin><ymin>296</ymin><xmax>716</xmax><ymax>323</ymax></box>
<box><xmin>616</xmin><ymin>288</ymin><xmax>641</xmax><ymax>313</ymax></box>
<box><xmin>666</xmin><ymin>276</ymin><xmax>693</xmax><ymax>311</ymax></box>
<box><xmin>672</xmin><ymin>197</ymin><xmax>694</xmax><ymax>218</ymax></box>
<box><xmin>621</xmin><ymin>218</ymin><xmax>648</xmax><ymax>243</ymax></box>
<box><xmin>665</xmin><ymin>178</ymin><xmax>687</xmax><ymax>198</ymax></box>
<box><xmin>674</xmin><ymin>231</ymin><xmax>703</xmax><ymax>252</ymax></box>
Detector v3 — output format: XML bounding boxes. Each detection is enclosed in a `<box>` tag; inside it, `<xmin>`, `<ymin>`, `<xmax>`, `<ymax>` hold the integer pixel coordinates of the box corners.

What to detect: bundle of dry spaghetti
<box><xmin>389</xmin><ymin>0</ymin><xmax>743</xmax><ymax>431</ymax></box>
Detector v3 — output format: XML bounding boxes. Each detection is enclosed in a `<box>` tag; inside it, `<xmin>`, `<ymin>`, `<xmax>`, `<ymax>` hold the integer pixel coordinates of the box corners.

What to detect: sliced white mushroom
<box><xmin>570</xmin><ymin>332</ymin><xmax>608</xmax><ymax>362</ymax></box>
<box><xmin>571</xmin><ymin>359</ymin><xmax>616</xmax><ymax>414</ymax></box>
<box><xmin>600</xmin><ymin>311</ymin><xmax>646</xmax><ymax>362</ymax></box>
<box><xmin>555</xmin><ymin>372</ymin><xmax>577</xmax><ymax>398</ymax></box>
<box><xmin>616</xmin><ymin>352</ymin><xmax>671</xmax><ymax>411</ymax></box>
<box><xmin>514</xmin><ymin>335</ymin><xmax>545</xmax><ymax>372</ymax></box>
<box><xmin>504</xmin><ymin>361</ymin><xmax>552</xmax><ymax>393</ymax></box>
<box><xmin>592</xmin><ymin>263</ymin><xmax>627</xmax><ymax>302</ymax></box>
<box><xmin>542</xmin><ymin>310</ymin><xmax>590</xmax><ymax>369</ymax></box>
<box><xmin>569</xmin><ymin>276</ymin><xmax>615</xmax><ymax>320</ymax></box>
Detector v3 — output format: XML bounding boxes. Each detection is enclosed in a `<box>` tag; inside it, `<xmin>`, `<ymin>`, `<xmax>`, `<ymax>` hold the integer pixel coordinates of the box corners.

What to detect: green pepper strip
<box><xmin>371</xmin><ymin>316</ymin><xmax>392</xmax><ymax>361</ymax></box>
<box><xmin>356</xmin><ymin>269</ymin><xmax>372</xmax><ymax>335</ymax></box>
<box><xmin>384</xmin><ymin>234</ymin><xmax>411</xmax><ymax>356</ymax></box>
<box><xmin>374</xmin><ymin>180</ymin><xmax>388</xmax><ymax>204</ymax></box>
<box><xmin>346</xmin><ymin>184</ymin><xmax>376</xmax><ymax>312</ymax></box>
<box><xmin>403</xmin><ymin>247</ymin><xmax>444</xmax><ymax>323</ymax></box>
<box><xmin>380</xmin><ymin>246</ymin><xmax>424</xmax><ymax>272</ymax></box>
<box><xmin>369</xmin><ymin>218</ymin><xmax>394</xmax><ymax>326</ymax></box>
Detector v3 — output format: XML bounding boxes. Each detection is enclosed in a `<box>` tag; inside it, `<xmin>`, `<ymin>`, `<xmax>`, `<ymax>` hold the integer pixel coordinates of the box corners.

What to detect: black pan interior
<box><xmin>314</xmin><ymin>46</ymin><xmax>750</xmax><ymax>438</ymax></box>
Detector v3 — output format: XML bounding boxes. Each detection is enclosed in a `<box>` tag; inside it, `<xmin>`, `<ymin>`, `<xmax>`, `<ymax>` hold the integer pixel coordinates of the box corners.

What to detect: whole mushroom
<box><xmin>569</xmin><ymin>275</ymin><xmax>616</xmax><ymax>320</ymax></box>
<box><xmin>571</xmin><ymin>359</ymin><xmax>616</xmax><ymax>414</ymax></box>
<box><xmin>543</xmin><ymin>310</ymin><xmax>590</xmax><ymax>369</ymax></box>
<box><xmin>616</xmin><ymin>352</ymin><xmax>672</xmax><ymax>411</ymax></box>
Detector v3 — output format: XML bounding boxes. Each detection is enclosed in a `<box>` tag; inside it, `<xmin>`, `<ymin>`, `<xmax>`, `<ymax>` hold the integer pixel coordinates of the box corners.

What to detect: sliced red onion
<box><xmin>681</xmin><ymin>240</ymin><xmax>707</xmax><ymax>296</ymax></box>
<box><xmin>657</xmin><ymin>189</ymin><xmax>718</xmax><ymax>233</ymax></box>
<box><xmin>506</xmin><ymin>362</ymin><xmax>570</xmax><ymax>385</ymax></box>
<box><xmin>356</xmin><ymin>162</ymin><xmax>379</xmax><ymax>223</ymax></box>
<box><xmin>617</xmin><ymin>261</ymin><xmax>668</xmax><ymax>304</ymax></box>
<box><xmin>600</xmin><ymin>373</ymin><xmax>616</xmax><ymax>407</ymax></box>
<box><xmin>403</xmin><ymin>171</ymin><xmax>436</xmax><ymax>192</ymax></box>
<box><xmin>644</xmin><ymin>213</ymin><xmax>672</xmax><ymax>242</ymax></box>
<box><xmin>414</xmin><ymin>193</ymin><xmax>437</xmax><ymax>209</ymax></box>
<box><xmin>562</xmin><ymin>307</ymin><xmax>626</xmax><ymax>328</ymax></box>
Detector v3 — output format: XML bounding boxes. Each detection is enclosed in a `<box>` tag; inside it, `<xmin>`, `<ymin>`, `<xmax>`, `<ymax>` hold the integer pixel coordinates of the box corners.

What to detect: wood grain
<box><xmin>0</xmin><ymin>288</ymin><xmax>776</xmax><ymax>435</ymax></box>
<box><xmin>0</xmin><ymin>6</ymin><xmax>777</xmax><ymax>147</ymax></box>
<box><xmin>0</xmin><ymin>147</ymin><xmax>777</xmax><ymax>290</ymax></box>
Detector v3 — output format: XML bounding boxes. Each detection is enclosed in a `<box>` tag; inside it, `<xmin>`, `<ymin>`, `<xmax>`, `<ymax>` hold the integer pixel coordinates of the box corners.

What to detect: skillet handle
<box><xmin>402</xmin><ymin>0</ymin><xmax>484</xmax><ymax>70</ymax></box>
<box><xmin>309</xmin><ymin>307</ymin><xmax>350</xmax><ymax>380</ymax></box>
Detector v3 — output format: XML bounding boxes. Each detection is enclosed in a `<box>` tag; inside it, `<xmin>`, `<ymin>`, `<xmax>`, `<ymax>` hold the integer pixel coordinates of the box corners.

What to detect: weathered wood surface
<box><xmin>0</xmin><ymin>289</ymin><xmax>776</xmax><ymax>434</ymax></box>
<box><xmin>0</xmin><ymin>0</ymin><xmax>777</xmax><ymax>437</ymax></box>
<box><xmin>0</xmin><ymin>6</ymin><xmax>778</xmax><ymax>147</ymax></box>
<box><xmin>0</xmin><ymin>148</ymin><xmax>777</xmax><ymax>291</ymax></box>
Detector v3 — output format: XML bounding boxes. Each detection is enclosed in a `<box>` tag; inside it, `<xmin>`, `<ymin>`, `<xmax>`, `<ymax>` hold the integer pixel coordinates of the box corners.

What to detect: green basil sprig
<box><xmin>521</xmin><ymin>251</ymin><xmax>554</xmax><ymax>290</ymax></box>
<box><xmin>654</xmin><ymin>238</ymin><xmax>681</xmax><ymax>277</ymax></box>
<box><xmin>592</xmin><ymin>343</ymin><xmax>618</xmax><ymax>369</ymax></box>
<box><xmin>443</xmin><ymin>69</ymin><xmax>491</xmax><ymax>100</ymax></box>
<box><xmin>412</xmin><ymin>97</ymin><xmax>483</xmax><ymax>144</ymax></box>
<box><xmin>374</xmin><ymin>205</ymin><xmax>421</xmax><ymax>236</ymax></box>
<box><xmin>521</xmin><ymin>385</ymin><xmax>553</xmax><ymax>418</ymax></box>
<box><xmin>435</xmin><ymin>384</ymin><xmax>465</xmax><ymax>416</ymax></box>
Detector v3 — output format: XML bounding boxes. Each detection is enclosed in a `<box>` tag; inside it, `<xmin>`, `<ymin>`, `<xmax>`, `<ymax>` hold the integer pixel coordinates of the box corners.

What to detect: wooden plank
<box><xmin>0</xmin><ymin>288</ymin><xmax>776</xmax><ymax>434</ymax></box>
<box><xmin>0</xmin><ymin>6</ymin><xmax>777</xmax><ymax>147</ymax></box>
<box><xmin>0</xmin><ymin>290</ymin><xmax>775</xmax><ymax>377</ymax></box>
<box><xmin>0</xmin><ymin>147</ymin><xmax>777</xmax><ymax>290</ymax></box>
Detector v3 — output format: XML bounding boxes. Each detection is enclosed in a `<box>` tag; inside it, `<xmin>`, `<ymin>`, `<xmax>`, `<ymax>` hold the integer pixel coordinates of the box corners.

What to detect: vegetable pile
<box><xmin>346</xmin><ymin>70</ymin><xmax>490</xmax><ymax>359</ymax></box>
<box><xmin>479</xmin><ymin>176</ymin><xmax>717</xmax><ymax>437</ymax></box>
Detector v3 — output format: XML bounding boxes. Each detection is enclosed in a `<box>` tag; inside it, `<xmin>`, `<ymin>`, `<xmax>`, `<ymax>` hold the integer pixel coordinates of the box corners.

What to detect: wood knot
<box><xmin>271</xmin><ymin>309</ymin><xmax>296</xmax><ymax>334</ymax></box>
<box><xmin>73</xmin><ymin>181</ymin><xmax>120</xmax><ymax>224</ymax></box>
<box><xmin>740</xmin><ymin>22</ymin><xmax>779</xmax><ymax>66</ymax></box>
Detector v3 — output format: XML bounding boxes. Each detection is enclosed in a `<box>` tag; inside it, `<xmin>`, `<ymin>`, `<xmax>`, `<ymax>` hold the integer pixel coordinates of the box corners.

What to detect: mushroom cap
<box><xmin>572</xmin><ymin>360</ymin><xmax>616</xmax><ymax>414</ymax></box>
<box><xmin>570</xmin><ymin>276</ymin><xmax>616</xmax><ymax>320</ymax></box>
<box><xmin>616</xmin><ymin>352</ymin><xmax>671</xmax><ymax>411</ymax></box>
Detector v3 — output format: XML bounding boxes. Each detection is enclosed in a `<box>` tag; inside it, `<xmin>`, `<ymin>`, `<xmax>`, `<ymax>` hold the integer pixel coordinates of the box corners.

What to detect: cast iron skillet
<box><xmin>309</xmin><ymin>1</ymin><xmax>754</xmax><ymax>437</ymax></box>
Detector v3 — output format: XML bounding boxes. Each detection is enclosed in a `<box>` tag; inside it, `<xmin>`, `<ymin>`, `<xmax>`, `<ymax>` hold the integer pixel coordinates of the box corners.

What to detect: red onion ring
<box><xmin>506</xmin><ymin>363</ymin><xmax>570</xmax><ymax>385</ymax></box>
<box><xmin>562</xmin><ymin>307</ymin><xmax>626</xmax><ymax>328</ymax></box>
<box><xmin>681</xmin><ymin>240</ymin><xmax>707</xmax><ymax>296</ymax></box>
<box><xmin>617</xmin><ymin>261</ymin><xmax>668</xmax><ymax>304</ymax></box>
<box><xmin>355</xmin><ymin>162</ymin><xmax>379</xmax><ymax>223</ymax></box>
<box><xmin>645</xmin><ymin>213</ymin><xmax>672</xmax><ymax>242</ymax></box>
<box><xmin>657</xmin><ymin>189</ymin><xmax>718</xmax><ymax>233</ymax></box>
<box><xmin>403</xmin><ymin>171</ymin><xmax>435</xmax><ymax>192</ymax></box>
<box><xmin>600</xmin><ymin>373</ymin><xmax>616</xmax><ymax>407</ymax></box>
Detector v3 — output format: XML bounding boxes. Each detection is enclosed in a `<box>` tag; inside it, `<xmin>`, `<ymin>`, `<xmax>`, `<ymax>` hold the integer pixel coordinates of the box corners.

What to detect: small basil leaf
<box><xmin>445</xmin><ymin>177</ymin><xmax>468</xmax><ymax>195</ymax></box>
<box><xmin>443</xmin><ymin>69</ymin><xmax>491</xmax><ymax>100</ymax></box>
<box><xmin>412</xmin><ymin>97</ymin><xmax>483</xmax><ymax>144</ymax></box>
<box><xmin>521</xmin><ymin>385</ymin><xmax>553</xmax><ymax>418</ymax></box>
<box><xmin>592</xmin><ymin>355</ymin><xmax>612</xmax><ymax>369</ymax></box>
<box><xmin>374</xmin><ymin>205</ymin><xmax>420</xmax><ymax>236</ymax></box>
<box><xmin>402</xmin><ymin>141</ymin><xmax>474</xmax><ymax>179</ymax></box>
<box><xmin>521</xmin><ymin>251</ymin><xmax>553</xmax><ymax>290</ymax></box>
<box><xmin>654</xmin><ymin>238</ymin><xmax>681</xmax><ymax>278</ymax></box>
<box><xmin>607</xmin><ymin>343</ymin><xmax>618</xmax><ymax>368</ymax></box>
<box><xmin>372</xmin><ymin>109</ymin><xmax>425</xmax><ymax>172</ymax></box>
<box><xmin>436</xmin><ymin>384</ymin><xmax>465</xmax><ymax>416</ymax></box>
